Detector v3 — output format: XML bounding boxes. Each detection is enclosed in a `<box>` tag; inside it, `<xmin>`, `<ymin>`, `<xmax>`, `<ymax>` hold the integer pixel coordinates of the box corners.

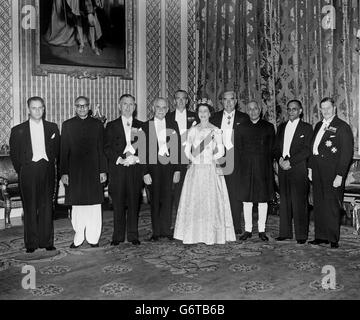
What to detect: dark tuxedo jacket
<box><xmin>166</xmin><ymin>109</ymin><xmax>199</xmax><ymax>168</ymax></box>
<box><xmin>166</xmin><ymin>109</ymin><xmax>199</xmax><ymax>130</ymax></box>
<box><xmin>143</xmin><ymin>117</ymin><xmax>181</xmax><ymax>176</ymax></box>
<box><xmin>104</xmin><ymin>117</ymin><xmax>145</xmax><ymax>175</ymax></box>
<box><xmin>210</xmin><ymin>109</ymin><xmax>249</xmax><ymax>176</ymax></box>
<box><xmin>274</xmin><ymin>120</ymin><xmax>313</xmax><ymax>170</ymax></box>
<box><xmin>309</xmin><ymin>116</ymin><xmax>353</xmax><ymax>178</ymax></box>
<box><xmin>9</xmin><ymin>120</ymin><xmax>60</xmax><ymax>174</ymax></box>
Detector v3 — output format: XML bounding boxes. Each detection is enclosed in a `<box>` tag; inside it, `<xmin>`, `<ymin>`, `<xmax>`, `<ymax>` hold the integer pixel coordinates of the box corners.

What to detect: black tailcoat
<box><xmin>210</xmin><ymin>110</ymin><xmax>249</xmax><ymax>233</ymax></box>
<box><xmin>60</xmin><ymin>116</ymin><xmax>107</xmax><ymax>205</ymax></box>
<box><xmin>9</xmin><ymin>120</ymin><xmax>60</xmax><ymax>250</ymax></box>
<box><xmin>309</xmin><ymin>116</ymin><xmax>353</xmax><ymax>243</ymax></box>
<box><xmin>274</xmin><ymin>120</ymin><xmax>313</xmax><ymax>240</ymax></box>
<box><xmin>104</xmin><ymin>117</ymin><xmax>145</xmax><ymax>242</ymax></box>
<box><xmin>166</xmin><ymin>110</ymin><xmax>199</xmax><ymax>215</ymax></box>
<box><xmin>143</xmin><ymin>118</ymin><xmax>181</xmax><ymax>237</ymax></box>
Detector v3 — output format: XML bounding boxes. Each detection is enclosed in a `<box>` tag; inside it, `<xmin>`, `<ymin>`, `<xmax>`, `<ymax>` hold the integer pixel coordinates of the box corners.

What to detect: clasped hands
<box><xmin>116</xmin><ymin>155</ymin><xmax>139</xmax><ymax>167</ymax></box>
<box><xmin>61</xmin><ymin>173</ymin><xmax>107</xmax><ymax>186</ymax></box>
<box><xmin>143</xmin><ymin>171</ymin><xmax>181</xmax><ymax>186</ymax></box>
<box><xmin>279</xmin><ymin>157</ymin><xmax>291</xmax><ymax>171</ymax></box>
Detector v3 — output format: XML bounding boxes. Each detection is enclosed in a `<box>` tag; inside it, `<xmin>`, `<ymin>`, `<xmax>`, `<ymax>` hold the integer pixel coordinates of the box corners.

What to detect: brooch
<box><xmin>325</xmin><ymin>140</ymin><xmax>332</xmax><ymax>148</ymax></box>
<box><xmin>331</xmin><ymin>147</ymin><xmax>337</xmax><ymax>153</ymax></box>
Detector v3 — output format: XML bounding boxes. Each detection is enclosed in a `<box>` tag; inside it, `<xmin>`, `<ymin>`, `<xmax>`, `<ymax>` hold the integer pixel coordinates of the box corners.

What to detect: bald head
<box><xmin>153</xmin><ymin>98</ymin><xmax>169</xmax><ymax>120</ymax></box>
<box><xmin>246</xmin><ymin>101</ymin><xmax>261</xmax><ymax>122</ymax></box>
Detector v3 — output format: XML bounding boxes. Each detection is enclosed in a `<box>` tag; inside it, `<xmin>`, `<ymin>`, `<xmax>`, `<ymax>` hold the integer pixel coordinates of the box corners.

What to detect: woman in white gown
<box><xmin>174</xmin><ymin>99</ymin><xmax>236</xmax><ymax>245</ymax></box>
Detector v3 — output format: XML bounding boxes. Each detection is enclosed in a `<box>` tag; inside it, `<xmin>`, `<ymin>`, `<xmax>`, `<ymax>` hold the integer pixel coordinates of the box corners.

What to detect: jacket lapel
<box><xmin>289</xmin><ymin>120</ymin><xmax>302</xmax><ymax>155</ymax></box>
<box><xmin>43</xmin><ymin>120</ymin><xmax>51</xmax><ymax>156</ymax></box>
<box><xmin>24</xmin><ymin>121</ymin><xmax>33</xmax><ymax>159</ymax></box>
<box><xmin>278</xmin><ymin>122</ymin><xmax>286</xmax><ymax>156</ymax></box>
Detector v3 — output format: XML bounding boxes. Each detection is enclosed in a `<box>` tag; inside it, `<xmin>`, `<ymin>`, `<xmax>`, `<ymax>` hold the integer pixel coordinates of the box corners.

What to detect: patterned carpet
<box><xmin>0</xmin><ymin>205</ymin><xmax>360</xmax><ymax>300</ymax></box>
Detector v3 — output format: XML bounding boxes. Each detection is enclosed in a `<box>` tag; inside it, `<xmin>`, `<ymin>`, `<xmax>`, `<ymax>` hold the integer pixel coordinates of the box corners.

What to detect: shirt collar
<box><xmin>323</xmin><ymin>115</ymin><xmax>335</xmax><ymax>126</ymax></box>
<box><xmin>224</xmin><ymin>110</ymin><xmax>235</xmax><ymax>118</ymax></box>
<box><xmin>122</xmin><ymin>115</ymin><xmax>133</xmax><ymax>122</ymax></box>
<box><xmin>288</xmin><ymin>118</ymin><xmax>300</xmax><ymax>126</ymax></box>
<box><xmin>175</xmin><ymin>109</ymin><xmax>186</xmax><ymax>115</ymax></box>
<box><xmin>29</xmin><ymin>118</ymin><xmax>43</xmax><ymax>126</ymax></box>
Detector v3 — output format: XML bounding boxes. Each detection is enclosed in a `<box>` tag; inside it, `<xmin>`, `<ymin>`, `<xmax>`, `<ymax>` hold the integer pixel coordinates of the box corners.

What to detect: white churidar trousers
<box><xmin>243</xmin><ymin>202</ymin><xmax>268</xmax><ymax>233</ymax></box>
<box><xmin>71</xmin><ymin>204</ymin><xmax>102</xmax><ymax>246</ymax></box>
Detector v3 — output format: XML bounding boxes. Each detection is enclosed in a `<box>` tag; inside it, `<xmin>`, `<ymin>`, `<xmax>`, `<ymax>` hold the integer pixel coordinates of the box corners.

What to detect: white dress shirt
<box><xmin>175</xmin><ymin>109</ymin><xmax>187</xmax><ymax>136</ymax></box>
<box><xmin>220</xmin><ymin>110</ymin><xmax>235</xmax><ymax>150</ymax></box>
<box><xmin>312</xmin><ymin>115</ymin><xmax>335</xmax><ymax>155</ymax></box>
<box><xmin>29</xmin><ymin>118</ymin><xmax>48</xmax><ymax>162</ymax></box>
<box><xmin>154</xmin><ymin>117</ymin><xmax>169</xmax><ymax>156</ymax></box>
<box><xmin>121</xmin><ymin>116</ymin><xmax>135</xmax><ymax>155</ymax></box>
<box><xmin>282</xmin><ymin>118</ymin><xmax>300</xmax><ymax>158</ymax></box>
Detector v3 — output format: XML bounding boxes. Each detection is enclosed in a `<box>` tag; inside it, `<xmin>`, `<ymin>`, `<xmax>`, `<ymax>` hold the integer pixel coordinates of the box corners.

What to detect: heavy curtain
<box><xmin>197</xmin><ymin>0</ymin><xmax>360</xmax><ymax>153</ymax></box>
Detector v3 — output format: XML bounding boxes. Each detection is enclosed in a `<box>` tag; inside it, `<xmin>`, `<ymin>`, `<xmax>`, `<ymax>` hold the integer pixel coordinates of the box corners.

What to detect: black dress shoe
<box><xmin>259</xmin><ymin>232</ymin><xmax>269</xmax><ymax>242</ymax></box>
<box><xmin>275</xmin><ymin>236</ymin><xmax>290</xmax><ymax>241</ymax></box>
<box><xmin>69</xmin><ymin>243</ymin><xmax>80</xmax><ymax>249</ymax></box>
<box><xmin>90</xmin><ymin>243</ymin><xmax>99</xmax><ymax>248</ymax></box>
<box><xmin>308</xmin><ymin>239</ymin><xmax>329</xmax><ymax>245</ymax></box>
<box><xmin>26</xmin><ymin>248</ymin><xmax>35</xmax><ymax>253</ymax></box>
<box><xmin>148</xmin><ymin>235</ymin><xmax>159</xmax><ymax>242</ymax></box>
<box><xmin>46</xmin><ymin>246</ymin><xmax>56</xmax><ymax>251</ymax></box>
<box><xmin>131</xmin><ymin>240</ymin><xmax>141</xmax><ymax>245</ymax></box>
<box><xmin>297</xmin><ymin>240</ymin><xmax>306</xmax><ymax>244</ymax></box>
<box><xmin>235</xmin><ymin>229</ymin><xmax>243</xmax><ymax>236</ymax></box>
<box><xmin>110</xmin><ymin>240</ymin><xmax>122</xmax><ymax>246</ymax></box>
<box><xmin>166</xmin><ymin>235</ymin><xmax>174</xmax><ymax>241</ymax></box>
<box><xmin>330</xmin><ymin>242</ymin><xmax>339</xmax><ymax>249</ymax></box>
<box><xmin>239</xmin><ymin>232</ymin><xmax>252</xmax><ymax>241</ymax></box>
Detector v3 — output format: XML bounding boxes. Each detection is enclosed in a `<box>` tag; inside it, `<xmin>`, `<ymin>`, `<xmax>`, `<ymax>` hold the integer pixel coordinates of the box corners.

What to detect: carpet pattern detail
<box><xmin>39</xmin><ymin>266</ymin><xmax>71</xmax><ymax>275</ymax></box>
<box><xmin>0</xmin><ymin>208</ymin><xmax>360</xmax><ymax>299</ymax></box>
<box><xmin>309</xmin><ymin>280</ymin><xmax>344</xmax><ymax>292</ymax></box>
<box><xmin>30</xmin><ymin>284</ymin><xmax>64</xmax><ymax>297</ymax></box>
<box><xmin>100</xmin><ymin>282</ymin><xmax>134</xmax><ymax>297</ymax></box>
<box><xmin>239</xmin><ymin>281</ymin><xmax>274</xmax><ymax>293</ymax></box>
<box><xmin>168</xmin><ymin>282</ymin><xmax>202</xmax><ymax>294</ymax></box>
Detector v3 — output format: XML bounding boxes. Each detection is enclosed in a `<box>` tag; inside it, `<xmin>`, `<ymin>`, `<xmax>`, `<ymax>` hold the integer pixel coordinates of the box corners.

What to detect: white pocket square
<box><xmin>300</xmin><ymin>135</ymin><xmax>304</xmax><ymax>138</ymax></box>
<box><xmin>330</xmin><ymin>135</ymin><xmax>336</xmax><ymax>138</ymax></box>
<box><xmin>51</xmin><ymin>133</ymin><xmax>55</xmax><ymax>139</ymax></box>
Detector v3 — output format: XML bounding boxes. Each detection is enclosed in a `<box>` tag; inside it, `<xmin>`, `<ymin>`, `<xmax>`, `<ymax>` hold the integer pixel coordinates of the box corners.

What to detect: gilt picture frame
<box><xmin>34</xmin><ymin>0</ymin><xmax>134</xmax><ymax>79</ymax></box>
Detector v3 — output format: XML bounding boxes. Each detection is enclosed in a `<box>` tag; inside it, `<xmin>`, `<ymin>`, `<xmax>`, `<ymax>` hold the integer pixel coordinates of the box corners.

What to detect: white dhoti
<box><xmin>71</xmin><ymin>204</ymin><xmax>102</xmax><ymax>246</ymax></box>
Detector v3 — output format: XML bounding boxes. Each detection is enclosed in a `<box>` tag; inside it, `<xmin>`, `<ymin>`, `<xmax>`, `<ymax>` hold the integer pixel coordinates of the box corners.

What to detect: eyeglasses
<box><xmin>76</xmin><ymin>104</ymin><xmax>90</xmax><ymax>108</ymax></box>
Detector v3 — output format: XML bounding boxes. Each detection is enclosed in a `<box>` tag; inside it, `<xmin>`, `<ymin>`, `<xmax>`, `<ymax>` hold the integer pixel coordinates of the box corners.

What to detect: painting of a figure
<box><xmin>35</xmin><ymin>0</ymin><xmax>133</xmax><ymax>78</ymax></box>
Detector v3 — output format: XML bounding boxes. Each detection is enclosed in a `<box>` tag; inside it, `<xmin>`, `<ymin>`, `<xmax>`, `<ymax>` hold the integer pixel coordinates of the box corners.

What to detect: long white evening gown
<box><xmin>173</xmin><ymin>125</ymin><xmax>236</xmax><ymax>245</ymax></box>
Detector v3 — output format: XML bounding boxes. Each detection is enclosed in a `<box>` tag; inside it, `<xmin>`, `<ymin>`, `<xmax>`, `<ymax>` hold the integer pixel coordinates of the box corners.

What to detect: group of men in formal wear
<box><xmin>9</xmin><ymin>92</ymin><xmax>353</xmax><ymax>253</ymax></box>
